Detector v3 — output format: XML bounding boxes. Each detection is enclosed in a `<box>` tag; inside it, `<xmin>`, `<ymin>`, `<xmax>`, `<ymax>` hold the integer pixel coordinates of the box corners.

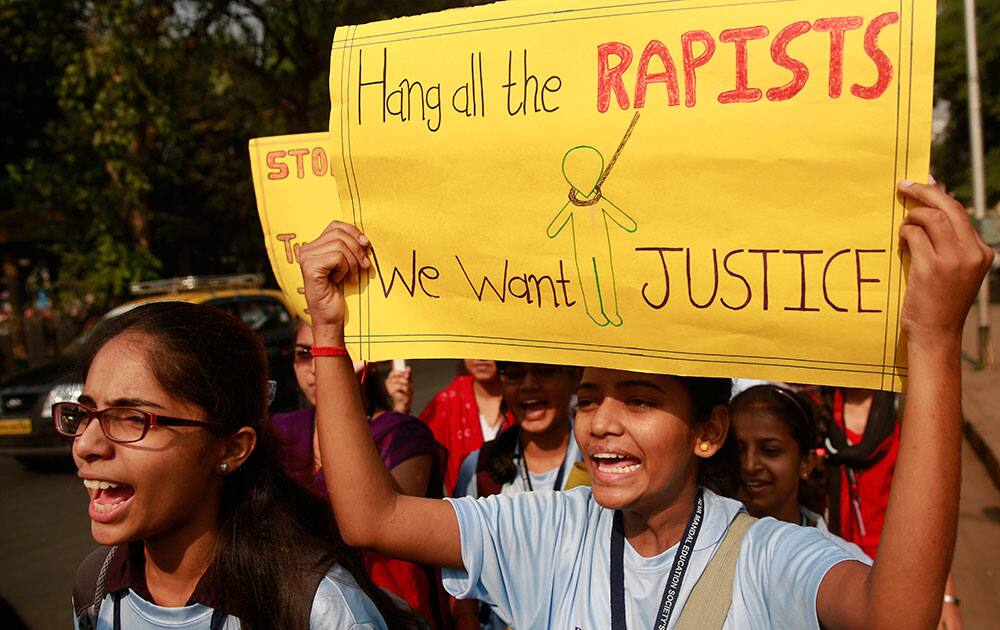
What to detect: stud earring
<box><xmin>217</xmin><ymin>463</ymin><xmax>229</xmax><ymax>474</ymax></box>
<box><xmin>699</xmin><ymin>442</ymin><xmax>710</xmax><ymax>453</ymax></box>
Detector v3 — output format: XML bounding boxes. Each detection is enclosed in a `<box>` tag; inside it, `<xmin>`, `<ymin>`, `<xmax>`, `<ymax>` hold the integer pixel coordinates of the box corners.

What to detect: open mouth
<box><xmin>518</xmin><ymin>398</ymin><xmax>550</xmax><ymax>421</ymax></box>
<box><xmin>591</xmin><ymin>452</ymin><xmax>642</xmax><ymax>475</ymax></box>
<box><xmin>83</xmin><ymin>479</ymin><xmax>136</xmax><ymax>522</ymax></box>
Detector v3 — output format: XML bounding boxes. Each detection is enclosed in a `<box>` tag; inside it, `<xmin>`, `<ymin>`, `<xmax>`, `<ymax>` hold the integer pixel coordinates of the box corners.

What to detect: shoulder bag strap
<box><xmin>73</xmin><ymin>545</ymin><xmax>116</xmax><ymax>629</ymax></box>
<box><xmin>674</xmin><ymin>512</ymin><xmax>756</xmax><ymax>630</ymax></box>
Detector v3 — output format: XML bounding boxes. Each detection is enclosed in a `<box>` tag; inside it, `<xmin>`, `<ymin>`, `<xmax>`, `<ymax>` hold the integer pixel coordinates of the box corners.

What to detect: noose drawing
<box><xmin>546</xmin><ymin>112</ymin><xmax>640</xmax><ymax>327</ymax></box>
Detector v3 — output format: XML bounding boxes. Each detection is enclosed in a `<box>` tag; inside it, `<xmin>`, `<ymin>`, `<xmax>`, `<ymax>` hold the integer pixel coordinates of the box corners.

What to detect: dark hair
<box><xmin>362</xmin><ymin>364</ymin><xmax>393</xmax><ymax>417</ymax></box>
<box><xmin>293</xmin><ymin>317</ymin><xmax>390</xmax><ymax>416</ymax></box>
<box><xmin>729</xmin><ymin>385</ymin><xmax>816</xmax><ymax>454</ymax></box>
<box><xmin>483</xmin><ymin>362</ymin><xmax>578</xmax><ymax>486</ymax></box>
<box><xmin>81</xmin><ymin>302</ymin><xmax>414</xmax><ymax>630</ymax></box>
<box><xmin>729</xmin><ymin>384</ymin><xmax>824</xmax><ymax>512</ymax></box>
<box><xmin>675</xmin><ymin>376</ymin><xmax>743</xmax><ymax>498</ymax></box>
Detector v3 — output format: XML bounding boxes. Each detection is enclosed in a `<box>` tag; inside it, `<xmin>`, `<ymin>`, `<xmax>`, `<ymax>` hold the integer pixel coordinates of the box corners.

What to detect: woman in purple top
<box><xmin>272</xmin><ymin>321</ymin><xmax>445</xmax><ymax>625</ymax></box>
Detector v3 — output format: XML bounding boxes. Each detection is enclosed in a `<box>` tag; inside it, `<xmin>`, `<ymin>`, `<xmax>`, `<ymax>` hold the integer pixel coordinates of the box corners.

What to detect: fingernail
<box><xmin>928</xmin><ymin>174</ymin><xmax>937</xmax><ymax>185</ymax></box>
<box><xmin>899</xmin><ymin>179</ymin><xmax>915</xmax><ymax>189</ymax></box>
<box><xmin>359</xmin><ymin>235</ymin><xmax>370</xmax><ymax>245</ymax></box>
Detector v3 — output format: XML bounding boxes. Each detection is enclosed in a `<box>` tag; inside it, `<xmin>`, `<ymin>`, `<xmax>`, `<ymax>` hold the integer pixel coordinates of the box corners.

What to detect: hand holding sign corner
<box><xmin>547</xmin><ymin>113</ymin><xmax>640</xmax><ymax>328</ymax></box>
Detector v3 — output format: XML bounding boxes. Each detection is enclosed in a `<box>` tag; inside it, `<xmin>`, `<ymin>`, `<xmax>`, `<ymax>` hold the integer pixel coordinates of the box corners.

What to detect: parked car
<box><xmin>0</xmin><ymin>274</ymin><xmax>298</xmax><ymax>467</ymax></box>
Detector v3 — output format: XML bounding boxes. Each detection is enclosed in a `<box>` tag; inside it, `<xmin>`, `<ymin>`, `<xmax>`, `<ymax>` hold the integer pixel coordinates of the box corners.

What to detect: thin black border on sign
<box><xmin>335</xmin><ymin>0</ymin><xmax>913</xmax><ymax>380</ymax></box>
<box><xmin>342</xmin><ymin>335</ymin><xmax>902</xmax><ymax>377</ymax></box>
<box><xmin>888</xmin><ymin>0</ymin><xmax>915</xmax><ymax>390</ymax></box>
<box><xmin>330</xmin><ymin>0</ymin><xmax>798</xmax><ymax>50</ymax></box>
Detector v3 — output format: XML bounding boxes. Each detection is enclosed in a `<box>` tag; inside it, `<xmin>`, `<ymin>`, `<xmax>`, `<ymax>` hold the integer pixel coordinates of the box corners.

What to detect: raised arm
<box><xmin>546</xmin><ymin>202</ymin><xmax>574</xmax><ymax>238</ymax></box>
<box><xmin>299</xmin><ymin>221</ymin><xmax>464</xmax><ymax>569</ymax></box>
<box><xmin>817</xmin><ymin>181</ymin><xmax>994</xmax><ymax>629</ymax></box>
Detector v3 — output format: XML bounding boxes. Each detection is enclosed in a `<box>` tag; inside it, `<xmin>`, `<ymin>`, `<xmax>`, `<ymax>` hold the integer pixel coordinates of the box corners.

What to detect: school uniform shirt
<box><xmin>73</xmin><ymin>543</ymin><xmax>389</xmax><ymax>630</ymax></box>
<box><xmin>452</xmin><ymin>435</ymin><xmax>583</xmax><ymax>498</ymax></box>
<box><xmin>443</xmin><ymin>487</ymin><xmax>865</xmax><ymax>629</ymax></box>
<box><xmin>800</xmin><ymin>506</ymin><xmax>872</xmax><ymax>564</ymax></box>
<box><xmin>452</xmin><ymin>434</ymin><xmax>583</xmax><ymax>629</ymax></box>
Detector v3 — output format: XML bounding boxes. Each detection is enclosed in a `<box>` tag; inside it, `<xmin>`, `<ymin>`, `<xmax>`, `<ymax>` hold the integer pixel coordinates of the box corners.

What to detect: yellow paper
<box><xmin>319</xmin><ymin>0</ymin><xmax>935</xmax><ymax>391</ymax></box>
<box><xmin>250</xmin><ymin>133</ymin><xmax>343</xmax><ymax>319</ymax></box>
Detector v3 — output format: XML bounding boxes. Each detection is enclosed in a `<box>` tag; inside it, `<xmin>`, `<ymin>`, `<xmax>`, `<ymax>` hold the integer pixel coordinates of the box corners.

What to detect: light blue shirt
<box><xmin>453</xmin><ymin>435</ymin><xmax>583</xmax><ymax>498</ymax></box>
<box><xmin>443</xmin><ymin>487</ymin><xmax>863</xmax><ymax>629</ymax></box>
<box><xmin>75</xmin><ymin>563</ymin><xmax>389</xmax><ymax>629</ymax></box>
<box><xmin>800</xmin><ymin>505</ymin><xmax>872</xmax><ymax>563</ymax></box>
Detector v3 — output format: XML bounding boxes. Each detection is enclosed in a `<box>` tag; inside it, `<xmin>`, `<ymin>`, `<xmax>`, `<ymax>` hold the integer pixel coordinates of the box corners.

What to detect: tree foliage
<box><xmin>933</xmin><ymin>0</ymin><xmax>1000</xmax><ymax>207</ymax></box>
<box><xmin>2</xmin><ymin>0</ymin><xmax>468</xmax><ymax>313</ymax></box>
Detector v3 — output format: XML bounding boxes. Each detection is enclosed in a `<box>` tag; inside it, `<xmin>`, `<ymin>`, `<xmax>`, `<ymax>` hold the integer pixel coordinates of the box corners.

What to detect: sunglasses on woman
<box><xmin>52</xmin><ymin>401</ymin><xmax>224</xmax><ymax>444</ymax></box>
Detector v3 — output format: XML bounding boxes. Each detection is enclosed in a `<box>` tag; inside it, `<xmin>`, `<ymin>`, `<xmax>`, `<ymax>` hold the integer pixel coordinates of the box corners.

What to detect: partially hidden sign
<box><xmin>250</xmin><ymin>132</ymin><xmax>342</xmax><ymax>319</ymax></box>
<box><xmin>256</xmin><ymin>0</ymin><xmax>937</xmax><ymax>391</ymax></box>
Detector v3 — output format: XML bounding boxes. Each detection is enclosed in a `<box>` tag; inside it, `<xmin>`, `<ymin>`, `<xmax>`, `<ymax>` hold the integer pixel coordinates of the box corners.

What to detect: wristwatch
<box><xmin>943</xmin><ymin>594</ymin><xmax>961</xmax><ymax>606</ymax></box>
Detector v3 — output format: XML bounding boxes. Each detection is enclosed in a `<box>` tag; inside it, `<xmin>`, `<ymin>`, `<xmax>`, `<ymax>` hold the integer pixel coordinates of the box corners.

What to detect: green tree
<box><xmin>4</xmin><ymin>0</ymin><xmax>471</xmax><ymax>315</ymax></box>
<box><xmin>933</xmin><ymin>0</ymin><xmax>1000</xmax><ymax>207</ymax></box>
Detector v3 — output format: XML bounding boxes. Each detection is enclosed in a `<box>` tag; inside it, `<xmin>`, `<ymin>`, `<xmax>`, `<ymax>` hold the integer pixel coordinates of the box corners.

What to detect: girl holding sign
<box><xmin>297</xmin><ymin>180</ymin><xmax>991</xmax><ymax>629</ymax></box>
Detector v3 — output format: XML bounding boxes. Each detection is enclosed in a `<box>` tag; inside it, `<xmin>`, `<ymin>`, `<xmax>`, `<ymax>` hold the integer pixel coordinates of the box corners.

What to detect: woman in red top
<box><xmin>810</xmin><ymin>386</ymin><xmax>962</xmax><ymax>629</ymax></box>
<box><xmin>419</xmin><ymin>360</ymin><xmax>514</xmax><ymax>494</ymax></box>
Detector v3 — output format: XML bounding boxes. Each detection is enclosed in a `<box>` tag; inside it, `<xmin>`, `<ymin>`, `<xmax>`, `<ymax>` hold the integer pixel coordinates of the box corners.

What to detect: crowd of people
<box><xmin>60</xmin><ymin>178</ymin><xmax>990</xmax><ymax>629</ymax></box>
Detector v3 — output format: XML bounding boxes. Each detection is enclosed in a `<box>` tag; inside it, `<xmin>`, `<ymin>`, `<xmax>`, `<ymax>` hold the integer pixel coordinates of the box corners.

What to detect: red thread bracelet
<box><xmin>311</xmin><ymin>345</ymin><xmax>349</xmax><ymax>357</ymax></box>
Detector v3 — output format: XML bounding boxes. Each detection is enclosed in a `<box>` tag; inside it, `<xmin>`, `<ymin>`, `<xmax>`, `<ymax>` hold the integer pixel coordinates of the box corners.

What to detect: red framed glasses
<box><xmin>52</xmin><ymin>401</ymin><xmax>225</xmax><ymax>444</ymax></box>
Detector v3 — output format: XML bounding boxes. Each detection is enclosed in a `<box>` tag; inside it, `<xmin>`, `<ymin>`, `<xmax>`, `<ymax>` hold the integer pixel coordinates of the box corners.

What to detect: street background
<box><xmin>3</xmin><ymin>337</ymin><xmax>1000</xmax><ymax>629</ymax></box>
<box><xmin>2</xmin><ymin>0</ymin><xmax>1000</xmax><ymax>628</ymax></box>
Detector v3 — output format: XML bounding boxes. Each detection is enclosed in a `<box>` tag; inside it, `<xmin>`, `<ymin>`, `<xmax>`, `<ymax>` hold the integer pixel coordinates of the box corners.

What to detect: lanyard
<box><xmin>610</xmin><ymin>489</ymin><xmax>705</xmax><ymax>630</ymax></box>
<box><xmin>517</xmin><ymin>442</ymin><xmax>569</xmax><ymax>492</ymax></box>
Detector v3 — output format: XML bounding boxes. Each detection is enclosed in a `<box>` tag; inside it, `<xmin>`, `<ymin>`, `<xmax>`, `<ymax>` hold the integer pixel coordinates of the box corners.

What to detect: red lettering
<box><xmin>287</xmin><ymin>148</ymin><xmax>309</xmax><ymax>178</ymax></box>
<box><xmin>311</xmin><ymin>147</ymin><xmax>328</xmax><ymax>177</ymax></box>
<box><xmin>681</xmin><ymin>30</ymin><xmax>715</xmax><ymax>108</ymax></box>
<box><xmin>266</xmin><ymin>151</ymin><xmax>289</xmax><ymax>180</ymax></box>
<box><xmin>766</xmin><ymin>21</ymin><xmax>811</xmax><ymax>102</ymax></box>
<box><xmin>718</xmin><ymin>26</ymin><xmax>769</xmax><ymax>104</ymax></box>
<box><xmin>813</xmin><ymin>16</ymin><xmax>864</xmax><ymax>98</ymax></box>
<box><xmin>597</xmin><ymin>42</ymin><xmax>633</xmax><ymax>112</ymax></box>
<box><xmin>852</xmin><ymin>12</ymin><xmax>899</xmax><ymax>99</ymax></box>
<box><xmin>634</xmin><ymin>40</ymin><xmax>680</xmax><ymax>108</ymax></box>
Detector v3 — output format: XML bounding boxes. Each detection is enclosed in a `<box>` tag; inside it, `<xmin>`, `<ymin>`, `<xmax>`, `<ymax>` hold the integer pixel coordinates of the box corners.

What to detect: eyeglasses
<box><xmin>497</xmin><ymin>363</ymin><xmax>574</xmax><ymax>384</ymax></box>
<box><xmin>52</xmin><ymin>401</ymin><xmax>224</xmax><ymax>444</ymax></box>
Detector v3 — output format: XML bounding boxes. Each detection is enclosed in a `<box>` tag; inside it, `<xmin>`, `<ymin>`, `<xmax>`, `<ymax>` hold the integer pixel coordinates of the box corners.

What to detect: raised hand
<box><xmin>385</xmin><ymin>366</ymin><xmax>414</xmax><ymax>414</ymax></box>
<box><xmin>897</xmin><ymin>180</ymin><xmax>994</xmax><ymax>347</ymax></box>
<box><xmin>297</xmin><ymin>221</ymin><xmax>371</xmax><ymax>334</ymax></box>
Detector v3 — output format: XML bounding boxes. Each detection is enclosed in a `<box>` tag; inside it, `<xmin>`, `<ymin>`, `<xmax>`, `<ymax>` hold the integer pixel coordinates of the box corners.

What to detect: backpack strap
<box><xmin>475</xmin><ymin>427</ymin><xmax>521</xmax><ymax>498</ymax></box>
<box><xmin>73</xmin><ymin>545</ymin><xmax>117</xmax><ymax>630</ymax></box>
<box><xmin>674</xmin><ymin>512</ymin><xmax>757</xmax><ymax>630</ymax></box>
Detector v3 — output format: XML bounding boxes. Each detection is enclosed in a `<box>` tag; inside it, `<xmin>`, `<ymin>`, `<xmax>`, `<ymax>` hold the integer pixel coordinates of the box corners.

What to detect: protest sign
<box><xmin>249</xmin><ymin>132</ymin><xmax>342</xmax><ymax>319</ymax></box>
<box><xmin>258</xmin><ymin>0</ymin><xmax>935</xmax><ymax>391</ymax></box>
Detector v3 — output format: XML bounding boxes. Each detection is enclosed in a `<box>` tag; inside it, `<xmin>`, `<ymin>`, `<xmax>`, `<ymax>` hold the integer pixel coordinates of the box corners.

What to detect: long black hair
<box><xmin>80</xmin><ymin>302</ymin><xmax>415</xmax><ymax>630</ymax></box>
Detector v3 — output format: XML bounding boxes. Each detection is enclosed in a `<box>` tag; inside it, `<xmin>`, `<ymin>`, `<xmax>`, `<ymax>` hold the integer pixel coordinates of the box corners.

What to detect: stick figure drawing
<box><xmin>546</xmin><ymin>113</ymin><xmax>640</xmax><ymax>327</ymax></box>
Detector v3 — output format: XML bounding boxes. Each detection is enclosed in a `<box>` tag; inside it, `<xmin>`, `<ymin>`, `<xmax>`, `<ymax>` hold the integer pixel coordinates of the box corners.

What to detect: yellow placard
<box><xmin>250</xmin><ymin>133</ymin><xmax>343</xmax><ymax>319</ymax></box>
<box><xmin>273</xmin><ymin>0</ymin><xmax>934</xmax><ymax>391</ymax></box>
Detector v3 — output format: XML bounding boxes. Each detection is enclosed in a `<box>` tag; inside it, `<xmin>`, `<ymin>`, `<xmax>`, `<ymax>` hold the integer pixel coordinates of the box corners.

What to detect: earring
<box><xmin>801</xmin><ymin>472</ymin><xmax>809</xmax><ymax>479</ymax></box>
<box><xmin>699</xmin><ymin>442</ymin><xmax>710</xmax><ymax>453</ymax></box>
<box><xmin>216</xmin><ymin>463</ymin><xmax>229</xmax><ymax>474</ymax></box>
